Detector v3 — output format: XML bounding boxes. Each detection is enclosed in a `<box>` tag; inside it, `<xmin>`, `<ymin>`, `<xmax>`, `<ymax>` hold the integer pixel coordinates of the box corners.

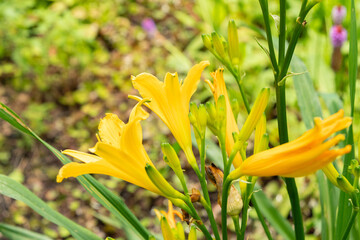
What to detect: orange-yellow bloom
<box><xmin>228</xmin><ymin>110</ymin><xmax>352</xmax><ymax>179</ymax></box>
<box><xmin>154</xmin><ymin>200</ymin><xmax>184</xmax><ymax>240</ymax></box>
<box><xmin>131</xmin><ymin>61</ymin><xmax>209</xmax><ymax>166</ymax></box>
<box><xmin>57</xmin><ymin>100</ymin><xmax>162</xmax><ymax>195</ymax></box>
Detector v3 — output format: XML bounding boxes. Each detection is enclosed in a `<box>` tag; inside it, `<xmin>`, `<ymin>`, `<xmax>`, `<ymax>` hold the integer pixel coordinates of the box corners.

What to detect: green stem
<box><xmin>277</xmin><ymin>0</ymin><xmax>309</xmax><ymax>82</ymax></box>
<box><xmin>272</xmin><ymin>2</ymin><xmax>316</xmax><ymax>239</ymax></box>
<box><xmin>251</xmin><ymin>196</ymin><xmax>273</xmax><ymax>240</ymax></box>
<box><xmin>278</xmin><ymin>0</ymin><xmax>286</xmax><ymax>67</ymax></box>
<box><xmin>184</xmin><ymin>197</ymin><xmax>213</xmax><ymax>240</ymax></box>
<box><xmin>276</xmin><ymin>83</ymin><xmax>304</xmax><ymax>240</ymax></box>
<box><xmin>221</xmin><ymin>179</ymin><xmax>232</xmax><ymax>240</ymax></box>
<box><xmin>239</xmin><ymin>177</ymin><xmax>256</xmax><ymax>239</ymax></box>
<box><xmin>235</xmin><ymin>75</ymin><xmax>251</xmax><ymax>113</ymax></box>
<box><xmin>232</xmin><ymin>215</ymin><xmax>241</xmax><ymax>240</ymax></box>
<box><xmin>258</xmin><ymin>0</ymin><xmax>279</xmax><ymax>74</ymax></box>
<box><xmin>194</xmin><ymin>167</ymin><xmax>221</xmax><ymax>240</ymax></box>
<box><xmin>342</xmin><ymin>210</ymin><xmax>358</xmax><ymax>240</ymax></box>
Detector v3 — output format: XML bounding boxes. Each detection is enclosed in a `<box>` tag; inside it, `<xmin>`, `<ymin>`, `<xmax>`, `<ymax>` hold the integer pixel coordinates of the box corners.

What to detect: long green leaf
<box><xmin>0</xmin><ymin>223</ymin><xmax>52</xmax><ymax>240</ymax></box>
<box><xmin>291</xmin><ymin>54</ymin><xmax>340</xmax><ymax>240</ymax></box>
<box><xmin>336</xmin><ymin>0</ymin><xmax>358</xmax><ymax>238</ymax></box>
<box><xmin>0</xmin><ymin>103</ymin><xmax>151</xmax><ymax>239</ymax></box>
<box><xmin>0</xmin><ymin>175</ymin><xmax>102</xmax><ymax>240</ymax></box>
<box><xmin>253</xmin><ymin>190</ymin><xmax>295</xmax><ymax>240</ymax></box>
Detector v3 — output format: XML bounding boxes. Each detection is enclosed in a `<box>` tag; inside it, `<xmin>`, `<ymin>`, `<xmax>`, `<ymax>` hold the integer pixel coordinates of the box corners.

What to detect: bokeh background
<box><xmin>0</xmin><ymin>0</ymin><xmax>359</xmax><ymax>239</ymax></box>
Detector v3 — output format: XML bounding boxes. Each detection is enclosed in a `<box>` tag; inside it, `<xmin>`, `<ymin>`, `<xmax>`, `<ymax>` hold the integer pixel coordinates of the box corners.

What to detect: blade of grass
<box><xmin>0</xmin><ymin>223</ymin><xmax>52</xmax><ymax>240</ymax></box>
<box><xmin>0</xmin><ymin>175</ymin><xmax>102</xmax><ymax>240</ymax></box>
<box><xmin>336</xmin><ymin>0</ymin><xmax>358</xmax><ymax>238</ymax></box>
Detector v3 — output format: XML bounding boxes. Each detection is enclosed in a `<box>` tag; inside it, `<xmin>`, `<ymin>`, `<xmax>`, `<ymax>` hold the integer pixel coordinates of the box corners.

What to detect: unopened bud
<box><xmin>161</xmin><ymin>143</ymin><xmax>185</xmax><ymax>184</ymax></box>
<box><xmin>216</xmin><ymin>95</ymin><xmax>227</xmax><ymax>135</ymax></box>
<box><xmin>175</xmin><ymin>222</ymin><xmax>185</xmax><ymax>240</ymax></box>
<box><xmin>237</xmin><ymin>88</ymin><xmax>269</xmax><ymax>143</ymax></box>
<box><xmin>160</xmin><ymin>216</ymin><xmax>175</xmax><ymax>239</ymax></box>
<box><xmin>202</xmin><ymin>34</ymin><xmax>213</xmax><ymax>50</ymax></box>
<box><xmin>332</xmin><ymin>5</ymin><xmax>346</xmax><ymax>25</ymax></box>
<box><xmin>337</xmin><ymin>175</ymin><xmax>355</xmax><ymax>193</ymax></box>
<box><xmin>330</xmin><ymin>25</ymin><xmax>347</xmax><ymax>48</ymax></box>
<box><xmin>188</xmin><ymin>225</ymin><xmax>197</xmax><ymax>240</ymax></box>
<box><xmin>228</xmin><ymin>20</ymin><xmax>241</xmax><ymax>65</ymax></box>
<box><xmin>145</xmin><ymin>164</ymin><xmax>186</xmax><ymax>200</ymax></box>
<box><xmin>212</xmin><ymin>32</ymin><xmax>227</xmax><ymax>59</ymax></box>
<box><xmin>198</xmin><ymin>104</ymin><xmax>207</xmax><ymax>131</ymax></box>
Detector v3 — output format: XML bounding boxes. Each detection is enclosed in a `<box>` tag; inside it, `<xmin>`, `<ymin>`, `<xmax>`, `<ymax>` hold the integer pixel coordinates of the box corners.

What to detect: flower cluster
<box><xmin>57</xmin><ymin>62</ymin><xmax>352</xmax><ymax>238</ymax></box>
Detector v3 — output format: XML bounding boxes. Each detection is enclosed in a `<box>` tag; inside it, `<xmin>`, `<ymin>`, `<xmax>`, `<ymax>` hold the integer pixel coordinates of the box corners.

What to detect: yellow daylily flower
<box><xmin>57</xmin><ymin>99</ymin><xmax>162</xmax><ymax>195</ymax></box>
<box><xmin>205</xmin><ymin>68</ymin><xmax>242</xmax><ymax>168</ymax></box>
<box><xmin>155</xmin><ymin>200</ymin><xmax>185</xmax><ymax>240</ymax></box>
<box><xmin>131</xmin><ymin>61</ymin><xmax>210</xmax><ymax>166</ymax></box>
<box><xmin>228</xmin><ymin>110</ymin><xmax>352</xmax><ymax>179</ymax></box>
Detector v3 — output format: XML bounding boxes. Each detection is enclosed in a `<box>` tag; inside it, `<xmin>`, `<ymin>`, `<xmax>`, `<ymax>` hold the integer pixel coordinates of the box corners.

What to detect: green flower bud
<box><xmin>237</xmin><ymin>88</ymin><xmax>269</xmax><ymax>143</ymax></box>
<box><xmin>201</xmin><ymin>34</ymin><xmax>213</xmax><ymax>50</ymax></box>
<box><xmin>161</xmin><ymin>143</ymin><xmax>187</xmax><ymax>190</ymax></box>
<box><xmin>228</xmin><ymin>19</ymin><xmax>241</xmax><ymax>65</ymax></box>
<box><xmin>337</xmin><ymin>175</ymin><xmax>355</xmax><ymax>193</ymax></box>
<box><xmin>188</xmin><ymin>225</ymin><xmax>197</xmax><ymax>240</ymax></box>
<box><xmin>211</xmin><ymin>32</ymin><xmax>227</xmax><ymax>59</ymax></box>
<box><xmin>176</xmin><ymin>222</ymin><xmax>185</xmax><ymax>240</ymax></box>
<box><xmin>145</xmin><ymin>164</ymin><xmax>186</xmax><ymax>200</ymax></box>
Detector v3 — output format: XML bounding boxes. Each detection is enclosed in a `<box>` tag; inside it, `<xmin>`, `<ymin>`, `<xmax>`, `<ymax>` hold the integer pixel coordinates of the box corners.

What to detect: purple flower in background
<box><xmin>142</xmin><ymin>18</ymin><xmax>157</xmax><ymax>37</ymax></box>
<box><xmin>332</xmin><ymin>5</ymin><xmax>346</xmax><ymax>25</ymax></box>
<box><xmin>330</xmin><ymin>25</ymin><xmax>347</xmax><ymax>48</ymax></box>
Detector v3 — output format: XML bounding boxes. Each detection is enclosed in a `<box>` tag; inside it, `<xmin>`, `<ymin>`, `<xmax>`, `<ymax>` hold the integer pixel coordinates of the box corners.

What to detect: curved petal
<box><xmin>181</xmin><ymin>60</ymin><xmax>210</xmax><ymax>106</ymax></box>
<box><xmin>98</xmin><ymin>113</ymin><xmax>125</xmax><ymax>147</ymax></box>
<box><xmin>62</xmin><ymin>149</ymin><xmax>101</xmax><ymax>163</ymax></box>
<box><xmin>132</xmin><ymin>73</ymin><xmax>167</xmax><ymax>124</ymax></box>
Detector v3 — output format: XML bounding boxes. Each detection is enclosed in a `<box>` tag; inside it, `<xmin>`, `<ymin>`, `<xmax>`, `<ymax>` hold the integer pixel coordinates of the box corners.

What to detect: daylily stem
<box><xmin>184</xmin><ymin>197</ymin><xmax>213</xmax><ymax>240</ymax></box>
<box><xmin>221</xmin><ymin>179</ymin><xmax>232</xmax><ymax>240</ymax></box>
<box><xmin>239</xmin><ymin>176</ymin><xmax>255</xmax><ymax>239</ymax></box>
<box><xmin>232</xmin><ymin>215</ymin><xmax>241</xmax><ymax>240</ymax></box>
<box><xmin>193</xmin><ymin>166</ymin><xmax>221</xmax><ymax>240</ymax></box>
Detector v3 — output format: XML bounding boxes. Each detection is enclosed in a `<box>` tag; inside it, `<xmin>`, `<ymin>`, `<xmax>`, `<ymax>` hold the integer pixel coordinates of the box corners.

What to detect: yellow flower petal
<box><xmin>57</xmin><ymin>100</ymin><xmax>162</xmax><ymax>195</ymax></box>
<box><xmin>228</xmin><ymin>110</ymin><xmax>352</xmax><ymax>179</ymax></box>
<box><xmin>132</xmin><ymin>61</ymin><xmax>209</xmax><ymax>158</ymax></box>
<box><xmin>62</xmin><ymin>150</ymin><xmax>101</xmax><ymax>163</ymax></box>
<box><xmin>98</xmin><ymin>113</ymin><xmax>125</xmax><ymax>147</ymax></box>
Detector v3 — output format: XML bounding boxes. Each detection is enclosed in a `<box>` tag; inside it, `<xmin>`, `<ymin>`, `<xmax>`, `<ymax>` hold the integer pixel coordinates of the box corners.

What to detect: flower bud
<box><xmin>202</xmin><ymin>34</ymin><xmax>213</xmax><ymax>50</ymax></box>
<box><xmin>337</xmin><ymin>175</ymin><xmax>355</xmax><ymax>193</ymax></box>
<box><xmin>161</xmin><ymin>143</ymin><xmax>186</xmax><ymax>189</ymax></box>
<box><xmin>212</xmin><ymin>32</ymin><xmax>227</xmax><ymax>59</ymax></box>
<box><xmin>332</xmin><ymin>5</ymin><xmax>346</xmax><ymax>25</ymax></box>
<box><xmin>237</xmin><ymin>88</ymin><xmax>269</xmax><ymax>143</ymax></box>
<box><xmin>160</xmin><ymin>216</ymin><xmax>175</xmax><ymax>239</ymax></box>
<box><xmin>228</xmin><ymin>20</ymin><xmax>241</xmax><ymax>65</ymax></box>
<box><xmin>145</xmin><ymin>164</ymin><xmax>186</xmax><ymax>200</ymax></box>
<box><xmin>330</xmin><ymin>25</ymin><xmax>347</xmax><ymax>48</ymax></box>
<box><xmin>175</xmin><ymin>222</ymin><xmax>185</xmax><ymax>240</ymax></box>
<box><xmin>188</xmin><ymin>225</ymin><xmax>197</xmax><ymax>240</ymax></box>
